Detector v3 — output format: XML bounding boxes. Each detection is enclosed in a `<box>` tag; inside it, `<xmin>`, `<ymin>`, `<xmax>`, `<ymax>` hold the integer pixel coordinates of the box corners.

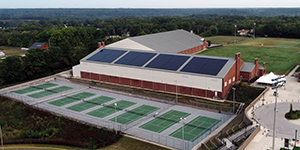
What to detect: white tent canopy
<box><xmin>256</xmin><ymin>72</ymin><xmax>286</xmax><ymax>85</ymax></box>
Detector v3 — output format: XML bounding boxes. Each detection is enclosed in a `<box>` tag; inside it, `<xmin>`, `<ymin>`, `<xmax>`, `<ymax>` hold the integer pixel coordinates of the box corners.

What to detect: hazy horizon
<box><xmin>2</xmin><ymin>0</ymin><xmax>300</xmax><ymax>9</ymax></box>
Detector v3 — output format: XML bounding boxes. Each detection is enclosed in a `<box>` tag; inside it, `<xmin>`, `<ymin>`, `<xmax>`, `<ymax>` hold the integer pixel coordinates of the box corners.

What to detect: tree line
<box><xmin>1</xmin><ymin>8</ymin><xmax>300</xmax><ymax>20</ymax></box>
<box><xmin>1</xmin><ymin>15</ymin><xmax>300</xmax><ymax>86</ymax></box>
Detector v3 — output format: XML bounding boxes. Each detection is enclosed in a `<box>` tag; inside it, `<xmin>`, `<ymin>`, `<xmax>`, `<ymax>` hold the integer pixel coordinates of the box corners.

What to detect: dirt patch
<box><xmin>2</xmin><ymin>50</ymin><xmax>20</xmax><ymax>54</ymax></box>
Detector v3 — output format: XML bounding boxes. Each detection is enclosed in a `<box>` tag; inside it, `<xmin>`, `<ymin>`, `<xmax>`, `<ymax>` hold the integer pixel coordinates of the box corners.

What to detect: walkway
<box><xmin>245</xmin><ymin>65</ymin><xmax>300</xmax><ymax>150</ymax></box>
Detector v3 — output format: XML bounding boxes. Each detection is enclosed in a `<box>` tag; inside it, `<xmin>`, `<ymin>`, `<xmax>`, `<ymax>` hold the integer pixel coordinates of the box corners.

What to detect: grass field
<box><xmin>14</xmin><ymin>83</ymin><xmax>58</xmax><ymax>94</ymax></box>
<box><xmin>66</xmin><ymin>96</ymin><xmax>115</xmax><ymax>112</ymax></box>
<box><xmin>169</xmin><ymin>115</ymin><xmax>220</xmax><ymax>142</ymax></box>
<box><xmin>139</xmin><ymin>110</ymin><xmax>190</xmax><ymax>133</ymax></box>
<box><xmin>205</xmin><ymin>36</ymin><xmax>249</xmax><ymax>45</ymax></box>
<box><xmin>87</xmin><ymin>100</ymin><xmax>136</xmax><ymax>118</ymax></box>
<box><xmin>200</xmin><ymin>36</ymin><xmax>300</xmax><ymax>74</ymax></box>
<box><xmin>0</xmin><ymin>46</ymin><xmax>27</xmax><ymax>57</ymax></box>
<box><xmin>109</xmin><ymin>105</ymin><xmax>160</xmax><ymax>125</ymax></box>
<box><xmin>27</xmin><ymin>86</ymin><xmax>73</xmax><ymax>99</ymax></box>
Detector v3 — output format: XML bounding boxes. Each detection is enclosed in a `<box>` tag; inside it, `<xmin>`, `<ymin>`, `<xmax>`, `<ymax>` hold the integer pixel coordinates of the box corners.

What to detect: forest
<box><xmin>1</xmin><ymin>13</ymin><xmax>300</xmax><ymax>87</ymax></box>
<box><xmin>1</xmin><ymin>8</ymin><xmax>300</xmax><ymax>20</ymax></box>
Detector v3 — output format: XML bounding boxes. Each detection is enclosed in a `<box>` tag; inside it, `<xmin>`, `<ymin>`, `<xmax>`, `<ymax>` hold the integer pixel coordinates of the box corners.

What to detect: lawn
<box><xmin>204</xmin><ymin>36</ymin><xmax>249</xmax><ymax>45</ymax></box>
<box><xmin>199</xmin><ymin>37</ymin><xmax>300</xmax><ymax>74</ymax></box>
<box><xmin>0</xmin><ymin>46</ymin><xmax>27</xmax><ymax>57</ymax></box>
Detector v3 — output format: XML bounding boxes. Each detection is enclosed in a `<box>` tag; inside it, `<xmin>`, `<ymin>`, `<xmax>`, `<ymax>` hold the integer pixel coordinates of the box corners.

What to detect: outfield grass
<box><xmin>199</xmin><ymin>37</ymin><xmax>300</xmax><ymax>74</ymax></box>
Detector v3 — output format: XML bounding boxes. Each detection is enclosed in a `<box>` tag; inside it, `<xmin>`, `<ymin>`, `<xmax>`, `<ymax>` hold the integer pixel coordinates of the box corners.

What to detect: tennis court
<box><xmin>169</xmin><ymin>115</ymin><xmax>220</xmax><ymax>142</ymax></box>
<box><xmin>66</xmin><ymin>96</ymin><xmax>115</xmax><ymax>112</ymax></box>
<box><xmin>48</xmin><ymin>92</ymin><xmax>95</xmax><ymax>106</ymax></box>
<box><xmin>27</xmin><ymin>86</ymin><xmax>73</xmax><ymax>98</ymax></box>
<box><xmin>109</xmin><ymin>104</ymin><xmax>160</xmax><ymax>125</ymax></box>
<box><xmin>14</xmin><ymin>83</ymin><xmax>58</xmax><ymax>94</ymax></box>
<box><xmin>139</xmin><ymin>109</ymin><xmax>191</xmax><ymax>133</ymax></box>
<box><xmin>87</xmin><ymin>100</ymin><xmax>136</xmax><ymax>118</ymax></box>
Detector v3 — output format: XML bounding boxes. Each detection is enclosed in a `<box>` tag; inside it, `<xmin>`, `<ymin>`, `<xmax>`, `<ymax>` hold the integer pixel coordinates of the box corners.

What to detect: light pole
<box><xmin>180</xmin><ymin>118</ymin><xmax>186</xmax><ymax>150</ymax></box>
<box><xmin>174</xmin><ymin>80</ymin><xmax>178</xmax><ymax>104</ymax></box>
<box><xmin>0</xmin><ymin>125</ymin><xmax>3</xmax><ymax>150</ymax></box>
<box><xmin>234</xmin><ymin>25</ymin><xmax>237</xmax><ymax>43</ymax></box>
<box><xmin>232</xmin><ymin>87</ymin><xmax>236</xmax><ymax>114</ymax></box>
<box><xmin>271</xmin><ymin>75</ymin><xmax>286</xmax><ymax>150</ymax></box>
<box><xmin>114</xmin><ymin>103</ymin><xmax>118</xmax><ymax>134</ymax></box>
<box><xmin>253</xmin><ymin>23</ymin><xmax>256</xmax><ymax>38</ymax></box>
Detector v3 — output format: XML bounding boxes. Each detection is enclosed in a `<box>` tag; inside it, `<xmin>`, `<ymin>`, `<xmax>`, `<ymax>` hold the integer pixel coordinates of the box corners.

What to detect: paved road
<box><xmin>254</xmin><ymin>102</ymin><xmax>300</xmax><ymax>139</ymax></box>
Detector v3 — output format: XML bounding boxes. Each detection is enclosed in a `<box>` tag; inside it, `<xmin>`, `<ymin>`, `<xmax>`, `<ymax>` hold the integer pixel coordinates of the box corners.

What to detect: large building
<box><xmin>73</xmin><ymin>30</ymin><xmax>266</xmax><ymax>99</ymax></box>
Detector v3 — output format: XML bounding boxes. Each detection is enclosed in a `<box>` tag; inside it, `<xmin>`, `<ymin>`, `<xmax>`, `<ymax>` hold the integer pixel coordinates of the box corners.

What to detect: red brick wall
<box><xmin>80</xmin><ymin>71</ymin><xmax>223</xmax><ymax>99</ymax></box>
<box><xmin>178</xmin><ymin>41</ymin><xmax>208</xmax><ymax>54</ymax></box>
<box><xmin>223</xmin><ymin>61</ymin><xmax>238</xmax><ymax>99</ymax></box>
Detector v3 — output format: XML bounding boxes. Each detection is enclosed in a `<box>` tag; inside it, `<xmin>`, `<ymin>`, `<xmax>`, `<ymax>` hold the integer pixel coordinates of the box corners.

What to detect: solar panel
<box><xmin>87</xmin><ymin>49</ymin><xmax>126</xmax><ymax>63</ymax></box>
<box><xmin>146</xmin><ymin>54</ymin><xmax>190</xmax><ymax>71</ymax></box>
<box><xmin>181</xmin><ymin>57</ymin><xmax>228</xmax><ymax>75</ymax></box>
<box><xmin>115</xmin><ymin>51</ymin><xmax>156</xmax><ymax>66</ymax></box>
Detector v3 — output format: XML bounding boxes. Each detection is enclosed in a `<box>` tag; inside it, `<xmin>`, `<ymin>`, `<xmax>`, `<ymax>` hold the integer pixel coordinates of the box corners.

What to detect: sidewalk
<box><xmin>245</xmin><ymin>65</ymin><xmax>300</xmax><ymax>150</ymax></box>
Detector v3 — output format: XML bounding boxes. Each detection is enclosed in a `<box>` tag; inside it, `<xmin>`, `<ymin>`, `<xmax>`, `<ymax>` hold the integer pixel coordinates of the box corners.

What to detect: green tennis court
<box><xmin>27</xmin><ymin>86</ymin><xmax>73</xmax><ymax>98</ymax></box>
<box><xmin>87</xmin><ymin>100</ymin><xmax>136</xmax><ymax>118</ymax></box>
<box><xmin>66</xmin><ymin>96</ymin><xmax>115</xmax><ymax>112</ymax></box>
<box><xmin>14</xmin><ymin>83</ymin><xmax>58</xmax><ymax>94</ymax></box>
<box><xmin>48</xmin><ymin>92</ymin><xmax>96</xmax><ymax>107</ymax></box>
<box><xmin>139</xmin><ymin>110</ymin><xmax>190</xmax><ymax>133</ymax></box>
<box><xmin>109</xmin><ymin>105</ymin><xmax>160</xmax><ymax>125</ymax></box>
<box><xmin>169</xmin><ymin>115</ymin><xmax>220</xmax><ymax>142</ymax></box>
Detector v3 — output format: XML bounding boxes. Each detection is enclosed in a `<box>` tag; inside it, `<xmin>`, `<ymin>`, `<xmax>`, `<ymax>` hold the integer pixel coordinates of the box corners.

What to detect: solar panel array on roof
<box><xmin>146</xmin><ymin>54</ymin><xmax>190</xmax><ymax>71</ymax></box>
<box><xmin>181</xmin><ymin>57</ymin><xmax>228</xmax><ymax>75</ymax></box>
<box><xmin>87</xmin><ymin>49</ymin><xmax>126</xmax><ymax>63</ymax></box>
<box><xmin>115</xmin><ymin>51</ymin><xmax>156</xmax><ymax>66</ymax></box>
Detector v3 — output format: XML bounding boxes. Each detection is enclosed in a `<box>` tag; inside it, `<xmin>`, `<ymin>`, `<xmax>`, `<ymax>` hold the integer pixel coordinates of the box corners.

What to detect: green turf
<box><xmin>169</xmin><ymin>115</ymin><xmax>220</xmax><ymax>142</ymax></box>
<box><xmin>87</xmin><ymin>100</ymin><xmax>136</xmax><ymax>118</ymax></box>
<box><xmin>139</xmin><ymin>110</ymin><xmax>191</xmax><ymax>133</ymax></box>
<box><xmin>199</xmin><ymin>37</ymin><xmax>300</xmax><ymax>74</ymax></box>
<box><xmin>48</xmin><ymin>92</ymin><xmax>96</xmax><ymax>107</ymax></box>
<box><xmin>109</xmin><ymin>105</ymin><xmax>160</xmax><ymax>125</ymax></box>
<box><xmin>27</xmin><ymin>86</ymin><xmax>73</xmax><ymax>98</ymax></box>
<box><xmin>14</xmin><ymin>83</ymin><xmax>58</xmax><ymax>94</ymax></box>
<box><xmin>66</xmin><ymin>96</ymin><xmax>115</xmax><ymax>112</ymax></box>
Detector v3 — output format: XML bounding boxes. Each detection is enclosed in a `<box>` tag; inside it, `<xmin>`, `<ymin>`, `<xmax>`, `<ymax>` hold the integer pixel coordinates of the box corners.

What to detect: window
<box><xmin>233</xmin><ymin>77</ymin><xmax>235</xmax><ymax>82</ymax></box>
<box><xmin>224</xmin><ymin>81</ymin><xmax>227</xmax><ymax>87</ymax></box>
<box><xmin>229</xmin><ymin>79</ymin><xmax>231</xmax><ymax>84</ymax></box>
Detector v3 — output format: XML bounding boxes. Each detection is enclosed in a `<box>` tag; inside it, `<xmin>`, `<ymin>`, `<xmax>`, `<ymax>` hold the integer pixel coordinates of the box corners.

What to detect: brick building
<box><xmin>73</xmin><ymin>30</ymin><xmax>266</xmax><ymax>99</ymax></box>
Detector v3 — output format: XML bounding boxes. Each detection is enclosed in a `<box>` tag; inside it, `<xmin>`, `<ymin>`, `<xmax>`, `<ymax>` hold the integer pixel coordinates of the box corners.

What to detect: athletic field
<box><xmin>2</xmin><ymin>79</ymin><xmax>231</xmax><ymax>150</ymax></box>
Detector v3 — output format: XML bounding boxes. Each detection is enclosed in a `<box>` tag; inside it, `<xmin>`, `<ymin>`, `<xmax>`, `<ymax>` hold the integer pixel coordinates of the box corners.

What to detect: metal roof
<box><xmin>106</xmin><ymin>29</ymin><xmax>204</xmax><ymax>54</ymax></box>
<box><xmin>29</xmin><ymin>42</ymin><xmax>45</xmax><ymax>49</ymax></box>
<box><xmin>81</xmin><ymin>47</ymin><xmax>236</xmax><ymax>78</ymax></box>
<box><xmin>240</xmin><ymin>62</ymin><xmax>255</xmax><ymax>72</ymax></box>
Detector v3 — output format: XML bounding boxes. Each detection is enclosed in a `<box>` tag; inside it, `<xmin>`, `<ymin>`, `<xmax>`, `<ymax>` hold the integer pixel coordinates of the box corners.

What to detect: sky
<box><xmin>1</xmin><ymin>0</ymin><xmax>300</xmax><ymax>8</ymax></box>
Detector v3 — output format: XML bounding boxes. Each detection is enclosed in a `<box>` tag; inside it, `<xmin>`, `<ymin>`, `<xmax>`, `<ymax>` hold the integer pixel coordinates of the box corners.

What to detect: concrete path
<box><xmin>245</xmin><ymin>65</ymin><xmax>300</xmax><ymax>150</ymax></box>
